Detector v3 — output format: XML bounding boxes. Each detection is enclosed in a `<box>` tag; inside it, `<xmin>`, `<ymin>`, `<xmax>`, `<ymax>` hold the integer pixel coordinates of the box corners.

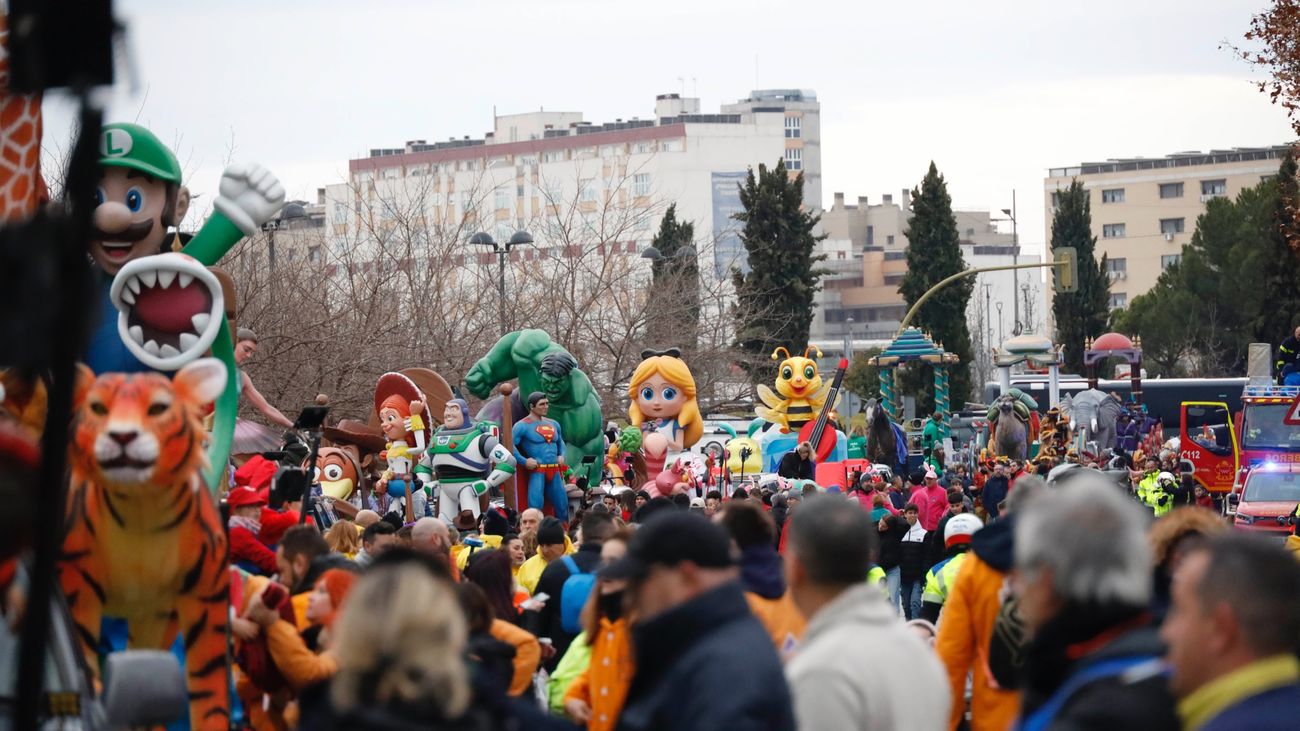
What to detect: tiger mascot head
<box><xmin>72</xmin><ymin>358</ymin><xmax>227</xmax><ymax>487</ymax></box>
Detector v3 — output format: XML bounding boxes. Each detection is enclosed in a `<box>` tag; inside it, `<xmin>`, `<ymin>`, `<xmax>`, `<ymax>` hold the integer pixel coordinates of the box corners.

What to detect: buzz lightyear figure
<box><xmin>424</xmin><ymin>398</ymin><xmax>516</xmax><ymax>526</ymax></box>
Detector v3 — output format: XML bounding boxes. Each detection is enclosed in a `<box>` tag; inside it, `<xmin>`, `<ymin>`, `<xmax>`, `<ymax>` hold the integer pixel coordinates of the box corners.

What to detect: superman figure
<box><xmin>513</xmin><ymin>391</ymin><xmax>569</xmax><ymax>522</ymax></box>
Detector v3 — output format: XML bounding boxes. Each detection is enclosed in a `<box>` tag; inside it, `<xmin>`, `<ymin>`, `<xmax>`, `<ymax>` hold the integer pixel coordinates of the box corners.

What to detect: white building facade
<box><xmin>324</xmin><ymin>90</ymin><xmax>821</xmax><ymax>281</ymax></box>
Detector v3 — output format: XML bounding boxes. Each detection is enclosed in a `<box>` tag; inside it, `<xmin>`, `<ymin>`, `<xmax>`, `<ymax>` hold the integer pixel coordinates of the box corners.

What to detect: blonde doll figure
<box><xmin>627</xmin><ymin>349</ymin><xmax>703</xmax><ymax>480</ymax></box>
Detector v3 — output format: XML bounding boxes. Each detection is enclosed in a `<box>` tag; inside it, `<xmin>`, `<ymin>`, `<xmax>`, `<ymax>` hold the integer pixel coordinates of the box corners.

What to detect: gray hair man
<box><xmin>1012</xmin><ymin>472</ymin><xmax>1178</xmax><ymax>731</ymax></box>
<box><xmin>785</xmin><ymin>496</ymin><xmax>948</xmax><ymax>730</ymax></box>
<box><xmin>1161</xmin><ymin>533</ymin><xmax>1300</xmax><ymax>730</ymax></box>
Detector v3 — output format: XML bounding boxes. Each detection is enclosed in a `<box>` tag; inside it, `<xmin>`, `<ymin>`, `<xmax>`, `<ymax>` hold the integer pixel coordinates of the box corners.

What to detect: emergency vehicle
<box><xmin>1180</xmin><ymin>384</ymin><xmax>1300</xmax><ymax>501</ymax></box>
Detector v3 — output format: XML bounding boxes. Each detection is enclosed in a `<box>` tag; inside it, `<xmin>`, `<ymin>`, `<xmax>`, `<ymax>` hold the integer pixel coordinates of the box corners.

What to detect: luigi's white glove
<box><xmin>214</xmin><ymin>162</ymin><xmax>287</xmax><ymax>235</ymax></box>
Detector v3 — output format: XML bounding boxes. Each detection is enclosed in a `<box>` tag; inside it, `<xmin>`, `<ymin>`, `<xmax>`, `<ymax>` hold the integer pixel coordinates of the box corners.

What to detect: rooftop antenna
<box><xmin>692</xmin><ymin>76</ymin><xmax>697</xmax><ymax>98</ymax></box>
<box><xmin>678</xmin><ymin>76</ymin><xmax>685</xmax><ymax>97</ymax></box>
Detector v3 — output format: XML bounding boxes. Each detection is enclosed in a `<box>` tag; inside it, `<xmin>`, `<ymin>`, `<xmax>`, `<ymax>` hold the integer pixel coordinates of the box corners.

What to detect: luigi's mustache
<box><xmin>92</xmin><ymin>218</ymin><xmax>155</xmax><ymax>243</ymax></box>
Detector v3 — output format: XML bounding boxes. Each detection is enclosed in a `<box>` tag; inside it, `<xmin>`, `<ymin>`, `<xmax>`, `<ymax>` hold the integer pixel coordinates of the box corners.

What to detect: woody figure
<box><xmin>513</xmin><ymin>391</ymin><xmax>568</xmax><ymax>522</ymax></box>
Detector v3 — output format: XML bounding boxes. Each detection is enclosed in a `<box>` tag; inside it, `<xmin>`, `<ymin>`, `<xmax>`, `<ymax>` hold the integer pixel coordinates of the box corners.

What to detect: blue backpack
<box><xmin>559</xmin><ymin>555</ymin><xmax>596</xmax><ymax>634</ymax></box>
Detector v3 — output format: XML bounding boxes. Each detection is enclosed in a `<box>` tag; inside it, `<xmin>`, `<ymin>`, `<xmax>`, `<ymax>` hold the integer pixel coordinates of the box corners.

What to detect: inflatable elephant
<box><xmin>1059</xmin><ymin>389</ymin><xmax>1125</xmax><ymax>453</ymax></box>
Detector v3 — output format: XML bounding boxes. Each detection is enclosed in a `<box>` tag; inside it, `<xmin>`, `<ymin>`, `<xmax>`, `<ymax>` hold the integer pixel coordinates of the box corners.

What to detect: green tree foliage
<box><xmin>897</xmin><ymin>162</ymin><xmax>974</xmax><ymax>411</ymax></box>
<box><xmin>1049</xmin><ymin>180</ymin><xmax>1111</xmax><ymax>374</ymax></box>
<box><xmin>1117</xmin><ymin>153</ymin><xmax>1300</xmax><ymax>375</ymax></box>
<box><xmin>646</xmin><ymin>204</ymin><xmax>700</xmax><ymax>348</ymax></box>
<box><xmin>731</xmin><ymin>160</ymin><xmax>826</xmax><ymax>382</ymax></box>
<box><xmin>843</xmin><ymin>347</ymin><xmax>884</xmax><ymax>401</ymax></box>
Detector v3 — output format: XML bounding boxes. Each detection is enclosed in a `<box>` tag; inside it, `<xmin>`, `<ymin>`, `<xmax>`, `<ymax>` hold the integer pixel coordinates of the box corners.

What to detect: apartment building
<box><xmin>1043</xmin><ymin>145</ymin><xmax>1292</xmax><ymax>309</ymax></box>
<box><xmin>325</xmin><ymin>90</ymin><xmax>821</xmax><ymax>281</ymax></box>
<box><xmin>812</xmin><ymin>193</ymin><xmax>1041</xmax><ymax>347</ymax></box>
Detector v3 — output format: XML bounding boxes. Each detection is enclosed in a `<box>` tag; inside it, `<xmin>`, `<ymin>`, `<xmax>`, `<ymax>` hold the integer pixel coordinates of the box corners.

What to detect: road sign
<box><xmin>1285</xmin><ymin>391</ymin><xmax>1300</xmax><ymax>426</ymax></box>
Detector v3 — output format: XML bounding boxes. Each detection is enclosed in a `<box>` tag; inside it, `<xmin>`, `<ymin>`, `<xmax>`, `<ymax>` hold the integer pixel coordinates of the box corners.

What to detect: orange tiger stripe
<box><xmin>59</xmin><ymin>368</ymin><xmax>232</xmax><ymax>730</ymax></box>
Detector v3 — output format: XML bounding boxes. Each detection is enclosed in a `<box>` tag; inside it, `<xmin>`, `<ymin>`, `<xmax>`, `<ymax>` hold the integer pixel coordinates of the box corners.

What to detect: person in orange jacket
<box><xmin>717</xmin><ymin>500</ymin><xmax>806</xmax><ymax>660</ymax></box>
<box><xmin>935</xmin><ymin>478</ymin><xmax>1045</xmax><ymax>731</ymax></box>
<box><xmin>564</xmin><ymin>528</ymin><xmax>636</xmax><ymax>731</ymax></box>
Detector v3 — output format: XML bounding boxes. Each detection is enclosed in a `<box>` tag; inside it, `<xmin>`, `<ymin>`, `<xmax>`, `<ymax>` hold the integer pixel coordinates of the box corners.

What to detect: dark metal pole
<box><xmin>497</xmin><ymin>245</ymin><xmax>507</xmax><ymax>336</ymax></box>
<box><xmin>18</xmin><ymin>98</ymin><xmax>100</xmax><ymax>731</ymax></box>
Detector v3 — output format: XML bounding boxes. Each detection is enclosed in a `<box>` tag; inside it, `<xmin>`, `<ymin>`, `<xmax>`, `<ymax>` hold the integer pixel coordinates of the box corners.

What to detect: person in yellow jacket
<box><xmin>1138</xmin><ymin>471</ymin><xmax>1176</xmax><ymax>517</ymax></box>
<box><xmin>516</xmin><ymin>517</ymin><xmax>575</xmax><ymax>595</ymax></box>
<box><xmin>920</xmin><ymin>513</ymin><xmax>984</xmax><ymax>624</ymax></box>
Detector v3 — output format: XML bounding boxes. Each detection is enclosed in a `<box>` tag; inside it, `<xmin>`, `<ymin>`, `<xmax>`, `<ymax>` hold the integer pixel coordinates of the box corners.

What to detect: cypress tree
<box><xmin>898</xmin><ymin>162</ymin><xmax>974</xmax><ymax>411</ymax></box>
<box><xmin>646</xmin><ymin>204</ymin><xmax>699</xmax><ymax>347</ymax></box>
<box><xmin>731</xmin><ymin>160</ymin><xmax>826</xmax><ymax>382</ymax></box>
<box><xmin>1050</xmin><ymin>180</ymin><xmax>1111</xmax><ymax>374</ymax></box>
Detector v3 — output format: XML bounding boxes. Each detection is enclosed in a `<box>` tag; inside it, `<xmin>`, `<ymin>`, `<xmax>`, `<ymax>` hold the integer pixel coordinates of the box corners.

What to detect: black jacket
<box><xmin>617</xmin><ymin>581</ymin><xmax>794</xmax><ymax>731</ymax></box>
<box><xmin>877</xmin><ymin>512</ymin><xmax>907</xmax><ymax>570</ymax></box>
<box><xmin>529</xmin><ymin>541</ymin><xmax>603</xmax><ymax>667</ymax></box>
<box><xmin>1277</xmin><ymin>334</ymin><xmax>1300</xmax><ymax>373</ymax></box>
<box><xmin>982</xmin><ymin>475</ymin><xmax>1010</xmax><ymax>519</ymax></box>
<box><xmin>887</xmin><ymin>514</ymin><xmax>929</xmax><ymax>582</ymax></box>
<box><xmin>777</xmin><ymin>452</ymin><xmax>813</xmax><ymax>480</ymax></box>
<box><xmin>296</xmin><ymin>669</ymin><xmax>575</xmax><ymax>731</ymax></box>
<box><xmin>1019</xmin><ymin>603</ymin><xmax>1179</xmax><ymax>731</ymax></box>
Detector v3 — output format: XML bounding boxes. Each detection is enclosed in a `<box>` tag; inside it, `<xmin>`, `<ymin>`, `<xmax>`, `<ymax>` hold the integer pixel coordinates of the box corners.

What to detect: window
<box><xmin>1106</xmin><ymin>258</ymin><xmax>1127</xmax><ymax>273</ymax></box>
<box><xmin>1050</xmin><ymin>191</ymin><xmax>1062</xmax><ymax>208</ymax></box>
<box><xmin>1159</xmin><ymin>182</ymin><xmax>1184</xmax><ymax>199</ymax></box>
<box><xmin>494</xmin><ymin>189</ymin><xmax>511</xmax><ymax>211</ymax></box>
<box><xmin>866</xmin><ymin>225</ymin><xmax>874</xmax><ymax>246</ymax></box>
<box><xmin>660</xmin><ymin>139</ymin><xmax>682</xmax><ymax>153</ymax></box>
<box><xmin>784</xmin><ymin>148</ymin><xmax>802</xmax><ymax>170</ymax></box>
<box><xmin>1159</xmin><ymin>218</ymin><xmax>1185</xmax><ymax>235</ymax></box>
<box><xmin>886</xmin><ymin>234</ymin><xmax>895</xmax><ymax>245</ymax></box>
<box><xmin>1101</xmin><ymin>188</ymin><xmax>1125</xmax><ymax>204</ymax></box>
<box><xmin>580</xmin><ymin>178</ymin><xmax>596</xmax><ymax>203</ymax></box>
<box><xmin>1201</xmin><ymin>179</ymin><xmax>1227</xmax><ymax>196</ymax></box>
<box><xmin>634</xmin><ymin>173</ymin><xmax>651</xmax><ymax>198</ymax></box>
<box><xmin>1102</xmin><ymin>223</ymin><xmax>1126</xmax><ymax>238</ymax></box>
<box><xmin>542</xmin><ymin>150</ymin><xmax>563</xmax><ymax>163</ymax></box>
<box><xmin>332</xmin><ymin>203</ymin><xmax>348</xmax><ymax>224</ymax></box>
<box><xmin>634</xmin><ymin>142</ymin><xmax>652</xmax><ymax>154</ymax></box>
<box><xmin>785</xmin><ymin>115</ymin><xmax>802</xmax><ymax>138</ymax></box>
<box><xmin>1162</xmin><ymin>254</ymin><xmax>1182</xmax><ymax>270</ymax></box>
<box><xmin>1110</xmin><ymin>293</ymin><xmax>1128</xmax><ymax>309</ymax></box>
<box><xmin>308</xmin><ymin>246</ymin><xmax>322</xmax><ymax>264</ymax></box>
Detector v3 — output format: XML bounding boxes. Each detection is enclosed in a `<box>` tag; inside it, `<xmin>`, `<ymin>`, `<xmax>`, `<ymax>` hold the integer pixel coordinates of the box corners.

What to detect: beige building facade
<box><xmin>1043</xmin><ymin>145</ymin><xmax>1292</xmax><ymax>309</ymax></box>
<box><xmin>812</xmin><ymin>193</ymin><xmax>1040</xmax><ymax>350</ymax></box>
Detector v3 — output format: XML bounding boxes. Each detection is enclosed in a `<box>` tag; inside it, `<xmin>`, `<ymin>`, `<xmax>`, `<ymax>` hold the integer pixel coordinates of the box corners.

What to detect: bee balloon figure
<box><xmin>756</xmin><ymin>346</ymin><xmax>832</xmax><ymax>433</ymax></box>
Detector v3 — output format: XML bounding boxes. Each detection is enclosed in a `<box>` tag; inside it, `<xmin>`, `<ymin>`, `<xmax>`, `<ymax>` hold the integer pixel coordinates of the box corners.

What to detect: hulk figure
<box><xmin>465</xmin><ymin>330</ymin><xmax>604</xmax><ymax>488</ymax></box>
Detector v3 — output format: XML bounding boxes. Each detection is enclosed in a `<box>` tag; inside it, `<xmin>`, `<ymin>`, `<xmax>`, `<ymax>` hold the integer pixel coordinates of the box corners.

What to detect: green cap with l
<box><xmin>98</xmin><ymin>122</ymin><xmax>182</xmax><ymax>185</ymax></box>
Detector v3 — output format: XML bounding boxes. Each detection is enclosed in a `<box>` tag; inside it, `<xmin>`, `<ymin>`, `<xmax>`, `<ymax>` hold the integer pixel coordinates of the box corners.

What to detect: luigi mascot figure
<box><xmin>88</xmin><ymin>122</ymin><xmax>285</xmax><ymax>375</ymax></box>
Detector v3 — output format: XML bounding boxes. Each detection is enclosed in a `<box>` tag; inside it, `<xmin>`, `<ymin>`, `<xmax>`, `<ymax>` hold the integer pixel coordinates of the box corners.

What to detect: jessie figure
<box><xmin>374</xmin><ymin>373</ymin><xmax>430</xmax><ymax>516</ymax></box>
<box><xmin>627</xmin><ymin>349</ymin><xmax>702</xmax><ymax>479</ymax></box>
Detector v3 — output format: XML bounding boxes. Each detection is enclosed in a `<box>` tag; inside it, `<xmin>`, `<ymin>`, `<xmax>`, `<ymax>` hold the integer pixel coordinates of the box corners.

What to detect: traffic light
<box><xmin>1055</xmin><ymin>246</ymin><xmax>1078</xmax><ymax>293</ymax></box>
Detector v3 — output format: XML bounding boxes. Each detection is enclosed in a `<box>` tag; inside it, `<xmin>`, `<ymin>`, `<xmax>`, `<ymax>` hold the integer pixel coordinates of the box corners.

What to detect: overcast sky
<box><xmin>42</xmin><ymin>0</ymin><xmax>1293</xmax><ymax>254</ymax></box>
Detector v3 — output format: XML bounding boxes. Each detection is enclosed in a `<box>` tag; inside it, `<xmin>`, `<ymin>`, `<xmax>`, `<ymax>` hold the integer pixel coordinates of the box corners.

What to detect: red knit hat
<box><xmin>233</xmin><ymin>455</ymin><xmax>277</xmax><ymax>490</ymax></box>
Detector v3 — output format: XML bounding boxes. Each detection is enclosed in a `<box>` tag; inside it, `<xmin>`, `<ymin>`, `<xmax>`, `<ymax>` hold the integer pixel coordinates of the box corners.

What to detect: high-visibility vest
<box><xmin>922</xmin><ymin>551</ymin><xmax>968</xmax><ymax>607</ymax></box>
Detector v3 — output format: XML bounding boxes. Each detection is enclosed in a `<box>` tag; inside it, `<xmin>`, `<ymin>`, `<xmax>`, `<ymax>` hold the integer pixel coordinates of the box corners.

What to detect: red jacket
<box><xmin>259</xmin><ymin>507</ymin><xmax>308</xmax><ymax>546</ymax></box>
<box><xmin>230</xmin><ymin>526</ymin><xmax>279</xmax><ymax>575</ymax></box>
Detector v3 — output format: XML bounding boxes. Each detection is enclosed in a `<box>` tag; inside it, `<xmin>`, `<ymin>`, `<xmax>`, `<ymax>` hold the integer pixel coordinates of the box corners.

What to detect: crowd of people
<box><xmin>220</xmin><ymin>438</ymin><xmax>1300</xmax><ymax>731</ymax></box>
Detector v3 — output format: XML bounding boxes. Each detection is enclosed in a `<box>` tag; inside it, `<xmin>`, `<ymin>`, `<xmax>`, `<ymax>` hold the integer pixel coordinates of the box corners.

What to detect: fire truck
<box><xmin>1180</xmin><ymin>384</ymin><xmax>1300</xmax><ymax>498</ymax></box>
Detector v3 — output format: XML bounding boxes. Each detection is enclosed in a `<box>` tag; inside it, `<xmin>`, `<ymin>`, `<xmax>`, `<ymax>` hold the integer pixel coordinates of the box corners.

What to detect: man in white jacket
<box><xmin>785</xmin><ymin>495</ymin><xmax>949</xmax><ymax>730</ymax></box>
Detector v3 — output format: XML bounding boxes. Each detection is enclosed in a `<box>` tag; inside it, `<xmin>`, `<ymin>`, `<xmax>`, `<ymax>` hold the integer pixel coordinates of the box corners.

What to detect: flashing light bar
<box><xmin>1244</xmin><ymin>385</ymin><xmax>1300</xmax><ymax>398</ymax></box>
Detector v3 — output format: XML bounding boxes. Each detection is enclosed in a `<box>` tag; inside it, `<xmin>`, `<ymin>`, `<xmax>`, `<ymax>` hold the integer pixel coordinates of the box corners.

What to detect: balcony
<box><xmin>1199</xmin><ymin>192</ymin><xmax>1226</xmax><ymax>203</ymax></box>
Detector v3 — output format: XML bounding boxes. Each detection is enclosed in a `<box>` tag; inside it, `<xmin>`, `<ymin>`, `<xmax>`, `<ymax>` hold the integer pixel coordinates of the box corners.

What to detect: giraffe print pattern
<box><xmin>0</xmin><ymin>11</ymin><xmax>47</xmax><ymax>222</ymax></box>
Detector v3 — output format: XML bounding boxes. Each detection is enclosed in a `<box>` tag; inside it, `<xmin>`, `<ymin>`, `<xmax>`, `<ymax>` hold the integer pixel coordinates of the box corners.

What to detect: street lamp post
<box><xmin>1001</xmin><ymin>190</ymin><xmax>1019</xmax><ymax>334</ymax></box>
<box><xmin>471</xmin><ymin>230</ymin><xmax>534</xmax><ymax>336</ymax></box>
<box><xmin>995</xmin><ymin>301</ymin><xmax>1004</xmax><ymax>344</ymax></box>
